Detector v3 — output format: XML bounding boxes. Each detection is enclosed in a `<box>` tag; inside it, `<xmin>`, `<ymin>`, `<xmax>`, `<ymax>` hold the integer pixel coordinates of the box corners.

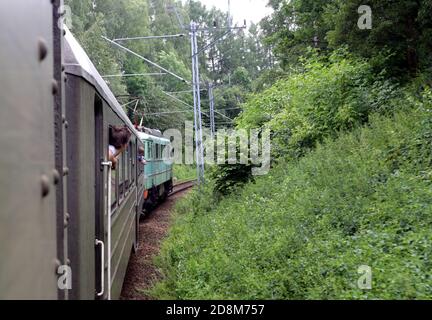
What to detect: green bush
<box><xmin>151</xmin><ymin>89</ymin><xmax>432</xmax><ymax>299</ymax></box>
<box><xmin>237</xmin><ymin>50</ymin><xmax>403</xmax><ymax>160</ymax></box>
<box><xmin>173</xmin><ymin>165</ymin><xmax>197</xmax><ymax>183</ymax></box>
<box><xmin>209</xmin><ymin>163</ymin><xmax>255</xmax><ymax>196</ymax></box>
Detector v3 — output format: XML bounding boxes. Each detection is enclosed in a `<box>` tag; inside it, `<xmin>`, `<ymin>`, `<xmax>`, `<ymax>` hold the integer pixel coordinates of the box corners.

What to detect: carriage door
<box><xmin>94</xmin><ymin>96</ymin><xmax>106</xmax><ymax>299</ymax></box>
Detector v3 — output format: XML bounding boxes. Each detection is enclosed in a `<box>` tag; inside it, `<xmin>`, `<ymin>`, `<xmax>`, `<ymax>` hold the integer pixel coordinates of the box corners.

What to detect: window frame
<box><xmin>118</xmin><ymin>150</ymin><xmax>125</xmax><ymax>203</ymax></box>
<box><xmin>131</xmin><ymin>140</ymin><xmax>136</xmax><ymax>184</ymax></box>
<box><xmin>124</xmin><ymin>144</ymin><xmax>130</xmax><ymax>191</ymax></box>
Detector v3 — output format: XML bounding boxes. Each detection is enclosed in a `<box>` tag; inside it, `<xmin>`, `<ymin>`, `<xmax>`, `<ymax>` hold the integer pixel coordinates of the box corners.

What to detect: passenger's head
<box><xmin>109</xmin><ymin>125</ymin><xmax>131</xmax><ymax>149</ymax></box>
<box><xmin>138</xmin><ymin>146</ymin><xmax>145</xmax><ymax>156</ymax></box>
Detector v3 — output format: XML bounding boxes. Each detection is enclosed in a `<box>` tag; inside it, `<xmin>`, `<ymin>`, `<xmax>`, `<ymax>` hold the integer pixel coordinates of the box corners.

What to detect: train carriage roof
<box><xmin>63</xmin><ymin>26</ymin><xmax>139</xmax><ymax>136</ymax></box>
<box><xmin>138</xmin><ymin>132</ymin><xmax>170</xmax><ymax>145</ymax></box>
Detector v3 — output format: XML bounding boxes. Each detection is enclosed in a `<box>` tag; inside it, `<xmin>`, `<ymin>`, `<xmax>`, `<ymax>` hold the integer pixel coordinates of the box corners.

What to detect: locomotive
<box><xmin>0</xmin><ymin>0</ymin><xmax>172</xmax><ymax>299</ymax></box>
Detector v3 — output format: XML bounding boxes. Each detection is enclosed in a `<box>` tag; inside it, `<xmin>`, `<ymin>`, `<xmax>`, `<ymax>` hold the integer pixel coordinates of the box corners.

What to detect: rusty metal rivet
<box><xmin>53</xmin><ymin>169</ymin><xmax>60</xmax><ymax>185</ymax></box>
<box><xmin>52</xmin><ymin>79</ymin><xmax>59</xmax><ymax>95</ymax></box>
<box><xmin>63</xmin><ymin>167</ymin><xmax>69</xmax><ymax>176</ymax></box>
<box><xmin>41</xmin><ymin>175</ymin><xmax>50</xmax><ymax>197</ymax></box>
<box><xmin>38</xmin><ymin>38</ymin><xmax>48</xmax><ymax>62</ymax></box>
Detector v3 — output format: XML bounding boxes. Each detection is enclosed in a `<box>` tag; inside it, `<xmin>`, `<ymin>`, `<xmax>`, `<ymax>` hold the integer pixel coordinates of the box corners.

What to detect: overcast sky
<box><xmin>189</xmin><ymin>0</ymin><xmax>273</xmax><ymax>25</ymax></box>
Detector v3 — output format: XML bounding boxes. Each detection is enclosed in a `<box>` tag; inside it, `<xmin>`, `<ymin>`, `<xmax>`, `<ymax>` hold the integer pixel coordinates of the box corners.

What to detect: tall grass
<box><xmin>151</xmin><ymin>91</ymin><xmax>432</xmax><ymax>299</ymax></box>
<box><xmin>173</xmin><ymin>165</ymin><xmax>197</xmax><ymax>183</ymax></box>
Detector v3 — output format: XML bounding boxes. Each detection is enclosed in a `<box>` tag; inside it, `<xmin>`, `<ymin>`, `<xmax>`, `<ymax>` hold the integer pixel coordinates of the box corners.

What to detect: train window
<box><xmin>118</xmin><ymin>152</ymin><xmax>124</xmax><ymax>198</ymax></box>
<box><xmin>131</xmin><ymin>141</ymin><xmax>135</xmax><ymax>184</ymax></box>
<box><xmin>111</xmin><ymin>167</ymin><xmax>117</xmax><ymax>208</ymax></box>
<box><xmin>161</xmin><ymin>145</ymin><xmax>165</xmax><ymax>160</ymax></box>
<box><xmin>124</xmin><ymin>145</ymin><xmax>129</xmax><ymax>190</ymax></box>
<box><xmin>127</xmin><ymin>143</ymin><xmax>132</xmax><ymax>187</ymax></box>
<box><xmin>139</xmin><ymin>142</ymin><xmax>145</xmax><ymax>177</ymax></box>
<box><xmin>132</xmin><ymin>144</ymin><xmax>135</xmax><ymax>181</ymax></box>
<box><xmin>156</xmin><ymin>144</ymin><xmax>160</xmax><ymax>160</ymax></box>
<box><xmin>123</xmin><ymin>151</ymin><xmax>126</xmax><ymax>193</ymax></box>
<box><xmin>148</xmin><ymin>141</ymin><xmax>153</xmax><ymax>159</ymax></box>
<box><xmin>108</xmin><ymin>131</ymin><xmax>117</xmax><ymax>210</ymax></box>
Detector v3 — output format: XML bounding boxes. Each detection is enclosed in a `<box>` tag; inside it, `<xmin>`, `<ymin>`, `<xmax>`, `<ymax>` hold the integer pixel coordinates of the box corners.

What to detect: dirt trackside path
<box><xmin>120</xmin><ymin>190</ymin><xmax>189</xmax><ymax>300</ymax></box>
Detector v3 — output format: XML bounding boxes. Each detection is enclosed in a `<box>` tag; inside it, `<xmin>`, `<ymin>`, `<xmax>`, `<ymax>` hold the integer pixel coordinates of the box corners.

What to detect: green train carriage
<box><xmin>0</xmin><ymin>0</ymin><xmax>172</xmax><ymax>299</ymax></box>
<box><xmin>138</xmin><ymin>131</ymin><xmax>173</xmax><ymax>212</ymax></box>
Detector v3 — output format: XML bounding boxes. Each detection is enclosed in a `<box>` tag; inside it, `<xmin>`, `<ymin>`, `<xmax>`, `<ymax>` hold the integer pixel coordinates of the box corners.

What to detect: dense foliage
<box><xmin>263</xmin><ymin>0</ymin><xmax>432</xmax><ymax>76</ymax></box>
<box><xmin>173</xmin><ymin>165</ymin><xmax>197</xmax><ymax>183</ymax></box>
<box><xmin>152</xmin><ymin>89</ymin><xmax>432</xmax><ymax>299</ymax></box>
<box><xmin>237</xmin><ymin>50</ymin><xmax>402</xmax><ymax>159</ymax></box>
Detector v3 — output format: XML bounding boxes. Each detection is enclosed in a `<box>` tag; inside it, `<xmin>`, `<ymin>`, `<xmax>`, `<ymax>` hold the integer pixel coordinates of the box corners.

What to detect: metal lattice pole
<box><xmin>190</xmin><ymin>21</ymin><xmax>205</xmax><ymax>185</ymax></box>
<box><xmin>208</xmin><ymin>82</ymin><xmax>215</xmax><ymax>138</ymax></box>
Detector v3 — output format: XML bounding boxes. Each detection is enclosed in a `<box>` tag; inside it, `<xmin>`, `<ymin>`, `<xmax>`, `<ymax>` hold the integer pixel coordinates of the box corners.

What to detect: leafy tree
<box><xmin>325</xmin><ymin>0</ymin><xmax>432</xmax><ymax>76</ymax></box>
<box><xmin>263</xmin><ymin>0</ymin><xmax>432</xmax><ymax>76</ymax></box>
<box><xmin>262</xmin><ymin>0</ymin><xmax>333</xmax><ymax>69</ymax></box>
<box><xmin>237</xmin><ymin>49</ymin><xmax>402</xmax><ymax>160</ymax></box>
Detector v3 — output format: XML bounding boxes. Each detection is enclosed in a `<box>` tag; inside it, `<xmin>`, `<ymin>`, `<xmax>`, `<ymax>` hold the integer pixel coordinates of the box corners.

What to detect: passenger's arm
<box><xmin>113</xmin><ymin>144</ymin><xmax>126</xmax><ymax>158</ymax></box>
<box><xmin>108</xmin><ymin>151</ymin><xmax>118</xmax><ymax>170</ymax></box>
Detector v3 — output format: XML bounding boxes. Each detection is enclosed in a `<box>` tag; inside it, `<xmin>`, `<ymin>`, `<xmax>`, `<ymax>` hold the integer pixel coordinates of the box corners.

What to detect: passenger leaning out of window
<box><xmin>138</xmin><ymin>146</ymin><xmax>147</xmax><ymax>165</ymax></box>
<box><xmin>108</xmin><ymin>125</ymin><xmax>131</xmax><ymax>170</ymax></box>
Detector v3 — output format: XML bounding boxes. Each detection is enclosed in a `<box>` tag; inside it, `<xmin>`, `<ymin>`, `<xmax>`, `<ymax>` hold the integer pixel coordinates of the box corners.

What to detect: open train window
<box><xmin>111</xmin><ymin>162</ymin><xmax>118</xmax><ymax>210</ymax></box>
<box><xmin>109</xmin><ymin>140</ymin><xmax>117</xmax><ymax>210</ymax></box>
<box><xmin>130</xmin><ymin>141</ymin><xmax>135</xmax><ymax>184</ymax></box>
<box><xmin>124</xmin><ymin>145</ymin><xmax>129</xmax><ymax>191</ymax></box>
<box><xmin>138</xmin><ymin>142</ymin><xmax>145</xmax><ymax>177</ymax></box>
<box><xmin>117</xmin><ymin>150</ymin><xmax>123</xmax><ymax>203</ymax></box>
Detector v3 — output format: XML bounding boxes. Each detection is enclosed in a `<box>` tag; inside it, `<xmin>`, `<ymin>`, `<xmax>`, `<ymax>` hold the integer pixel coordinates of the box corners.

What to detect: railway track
<box><xmin>169</xmin><ymin>180</ymin><xmax>197</xmax><ymax>196</ymax></box>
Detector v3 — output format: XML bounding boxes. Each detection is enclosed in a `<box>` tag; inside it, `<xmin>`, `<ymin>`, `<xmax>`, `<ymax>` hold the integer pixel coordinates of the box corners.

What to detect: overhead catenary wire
<box><xmin>167</xmin><ymin>89</ymin><xmax>206</xmax><ymax>94</ymax></box>
<box><xmin>124</xmin><ymin>101</ymin><xmax>238</xmax><ymax>119</ymax></box>
<box><xmin>143</xmin><ymin>110</ymin><xmax>194</xmax><ymax>116</ymax></box>
<box><xmin>112</xmin><ymin>34</ymin><xmax>186</xmax><ymax>42</ymax></box>
<box><xmin>162</xmin><ymin>90</ymin><xmax>210</xmax><ymax>118</ymax></box>
<box><xmin>99</xmin><ymin>1</ymin><xmax>243</xmax><ymax>187</ymax></box>
<box><xmin>102</xmin><ymin>35</ymin><xmax>190</xmax><ymax>84</ymax></box>
<box><xmin>102</xmin><ymin>73</ymin><xmax>167</xmax><ymax>78</ymax></box>
<box><xmin>121</xmin><ymin>99</ymin><xmax>140</xmax><ymax>108</ymax></box>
